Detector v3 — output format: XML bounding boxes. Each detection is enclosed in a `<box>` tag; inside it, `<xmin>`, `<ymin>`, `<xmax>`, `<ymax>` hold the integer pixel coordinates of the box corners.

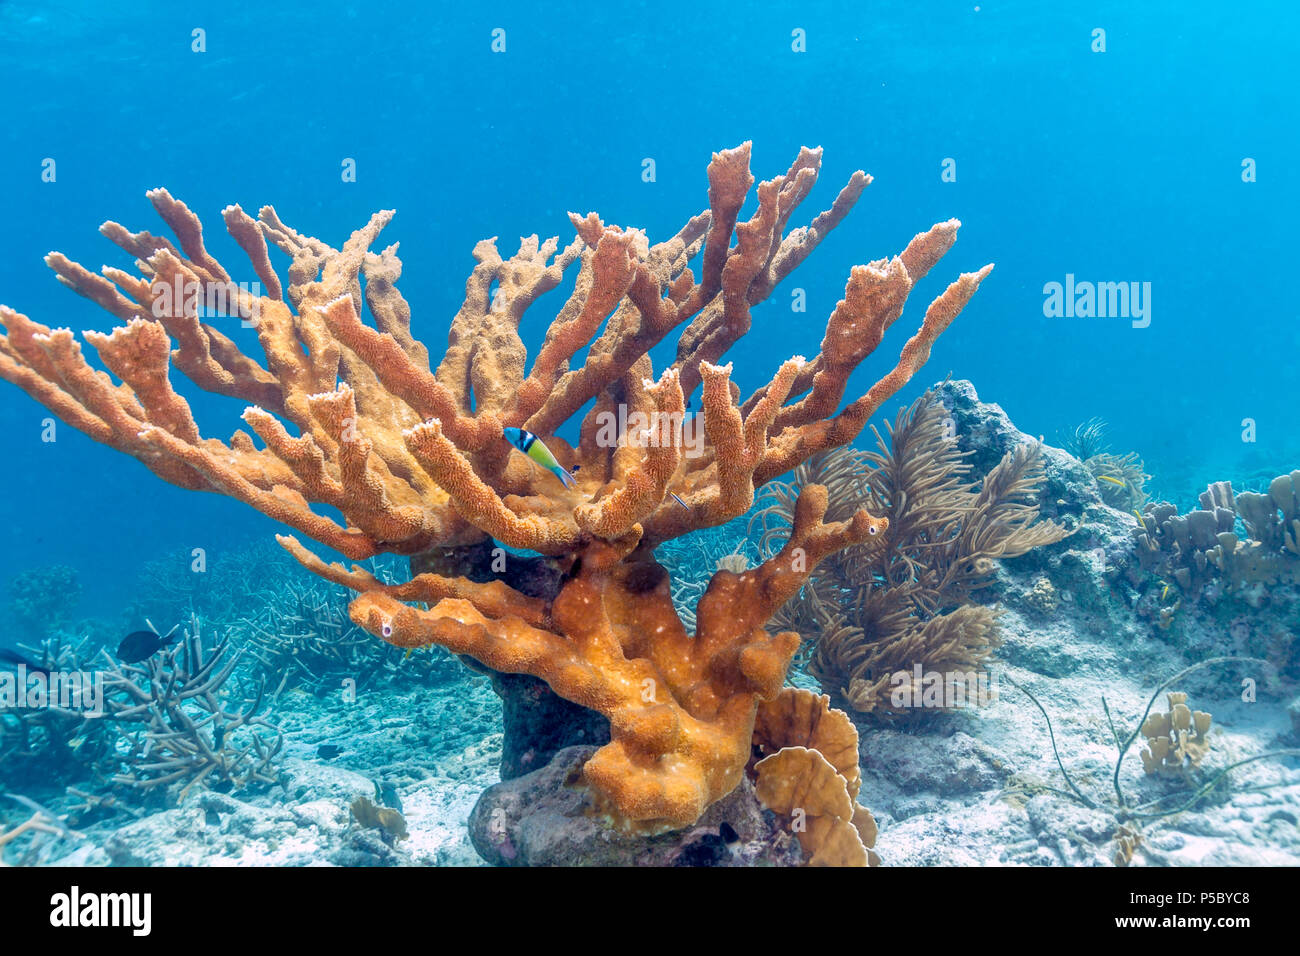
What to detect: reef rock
<box><xmin>936</xmin><ymin>379</ymin><xmax>1139</xmax><ymax>626</ymax></box>
<box><xmin>468</xmin><ymin>746</ymin><xmax>801</xmax><ymax>867</ymax></box>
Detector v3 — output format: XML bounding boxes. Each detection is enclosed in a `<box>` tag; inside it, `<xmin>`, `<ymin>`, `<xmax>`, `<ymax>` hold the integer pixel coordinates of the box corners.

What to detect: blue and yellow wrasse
<box><xmin>503</xmin><ymin>427</ymin><xmax>578</xmax><ymax>489</ymax></box>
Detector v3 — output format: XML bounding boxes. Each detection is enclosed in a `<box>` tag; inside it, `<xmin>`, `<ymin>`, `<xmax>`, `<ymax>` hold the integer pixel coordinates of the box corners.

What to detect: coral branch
<box><xmin>1</xmin><ymin>144</ymin><xmax>992</xmax><ymax>834</ymax></box>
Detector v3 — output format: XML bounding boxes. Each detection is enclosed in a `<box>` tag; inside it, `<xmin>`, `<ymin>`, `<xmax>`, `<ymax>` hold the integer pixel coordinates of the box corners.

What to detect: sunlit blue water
<box><xmin>0</xmin><ymin>0</ymin><xmax>1296</xmax><ymax>623</ymax></box>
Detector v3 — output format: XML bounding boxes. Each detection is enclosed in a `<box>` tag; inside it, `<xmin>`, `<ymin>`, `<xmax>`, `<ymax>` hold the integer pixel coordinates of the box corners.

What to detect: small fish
<box><xmin>669</xmin><ymin>492</ymin><xmax>690</xmax><ymax>511</ymax></box>
<box><xmin>116</xmin><ymin>629</ymin><xmax>179</xmax><ymax>663</ymax></box>
<box><xmin>673</xmin><ymin>821</ymin><xmax>742</xmax><ymax>866</ymax></box>
<box><xmin>317</xmin><ymin>744</ymin><xmax>343</xmax><ymax>760</ymax></box>
<box><xmin>1098</xmin><ymin>475</ymin><xmax>1126</xmax><ymax>487</ymax></box>
<box><xmin>375</xmin><ymin>781</ymin><xmax>404</xmax><ymax>814</ymax></box>
<box><xmin>718</xmin><ymin>821</ymin><xmax>742</xmax><ymax>856</ymax></box>
<box><xmin>503</xmin><ymin>427</ymin><xmax>577</xmax><ymax>489</ymax></box>
<box><xmin>0</xmin><ymin>648</ymin><xmax>49</xmax><ymax>676</ymax></box>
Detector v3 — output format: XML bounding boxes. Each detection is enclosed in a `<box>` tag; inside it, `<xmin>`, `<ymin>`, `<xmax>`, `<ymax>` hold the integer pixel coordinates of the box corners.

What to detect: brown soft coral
<box><xmin>0</xmin><ymin>144</ymin><xmax>991</xmax><ymax>830</ymax></box>
<box><xmin>757</xmin><ymin>390</ymin><xmax>1068</xmax><ymax>715</ymax></box>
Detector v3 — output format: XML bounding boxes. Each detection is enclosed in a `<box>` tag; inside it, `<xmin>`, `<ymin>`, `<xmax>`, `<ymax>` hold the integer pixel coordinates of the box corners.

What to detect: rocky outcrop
<box><xmin>468</xmin><ymin>746</ymin><xmax>801</xmax><ymax>867</ymax></box>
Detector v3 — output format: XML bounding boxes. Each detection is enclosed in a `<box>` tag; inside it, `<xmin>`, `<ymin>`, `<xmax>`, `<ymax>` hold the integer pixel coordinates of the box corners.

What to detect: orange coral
<box><xmin>750</xmin><ymin>688</ymin><xmax>879</xmax><ymax>866</ymax></box>
<box><xmin>0</xmin><ymin>144</ymin><xmax>991</xmax><ymax>831</ymax></box>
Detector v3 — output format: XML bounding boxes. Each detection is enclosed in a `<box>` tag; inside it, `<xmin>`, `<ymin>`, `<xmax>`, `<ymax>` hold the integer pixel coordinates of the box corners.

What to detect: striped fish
<box><xmin>503</xmin><ymin>427</ymin><xmax>578</xmax><ymax>489</ymax></box>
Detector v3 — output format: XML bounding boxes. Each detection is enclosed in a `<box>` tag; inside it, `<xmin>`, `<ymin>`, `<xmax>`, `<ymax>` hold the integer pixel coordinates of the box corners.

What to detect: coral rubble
<box><xmin>0</xmin><ymin>144</ymin><xmax>993</xmax><ymax>840</ymax></box>
<box><xmin>0</xmin><ymin>794</ymin><xmax>80</xmax><ymax>866</ymax></box>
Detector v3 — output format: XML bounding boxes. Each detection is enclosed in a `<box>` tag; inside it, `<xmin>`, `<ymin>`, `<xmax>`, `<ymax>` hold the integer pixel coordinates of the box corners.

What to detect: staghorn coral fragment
<box><xmin>0</xmin><ymin>795</ymin><xmax>82</xmax><ymax>867</ymax></box>
<box><xmin>99</xmin><ymin>618</ymin><xmax>284</xmax><ymax>801</ymax></box>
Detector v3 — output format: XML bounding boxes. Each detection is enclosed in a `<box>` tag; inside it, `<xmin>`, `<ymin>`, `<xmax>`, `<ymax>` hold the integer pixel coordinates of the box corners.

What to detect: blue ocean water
<box><xmin>0</xmin><ymin>0</ymin><xmax>1295</xmax><ymax>622</ymax></box>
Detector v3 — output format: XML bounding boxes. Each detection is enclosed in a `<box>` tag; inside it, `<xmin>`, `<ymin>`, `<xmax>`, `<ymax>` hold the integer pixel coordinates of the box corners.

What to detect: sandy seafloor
<box><xmin>35</xmin><ymin>606</ymin><xmax>1300</xmax><ymax>867</ymax></box>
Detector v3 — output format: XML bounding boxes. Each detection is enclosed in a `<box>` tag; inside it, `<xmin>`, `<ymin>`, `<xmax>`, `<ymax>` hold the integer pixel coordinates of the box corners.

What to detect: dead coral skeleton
<box><xmin>1</xmin><ymin>624</ymin><xmax>285</xmax><ymax>812</ymax></box>
<box><xmin>97</xmin><ymin>617</ymin><xmax>285</xmax><ymax>802</ymax></box>
<box><xmin>0</xmin><ymin>793</ymin><xmax>82</xmax><ymax>866</ymax></box>
<box><xmin>0</xmin><ymin>633</ymin><xmax>116</xmax><ymax>788</ymax></box>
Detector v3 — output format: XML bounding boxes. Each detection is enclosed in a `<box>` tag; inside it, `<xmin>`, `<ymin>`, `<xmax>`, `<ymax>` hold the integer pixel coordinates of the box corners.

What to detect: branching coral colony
<box><xmin>0</xmin><ymin>143</ymin><xmax>992</xmax><ymax>836</ymax></box>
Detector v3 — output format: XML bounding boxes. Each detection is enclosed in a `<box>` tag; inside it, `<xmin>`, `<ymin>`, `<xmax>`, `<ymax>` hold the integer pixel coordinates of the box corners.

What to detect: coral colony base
<box><xmin>1</xmin><ymin>145</ymin><xmax>1297</xmax><ymax>867</ymax></box>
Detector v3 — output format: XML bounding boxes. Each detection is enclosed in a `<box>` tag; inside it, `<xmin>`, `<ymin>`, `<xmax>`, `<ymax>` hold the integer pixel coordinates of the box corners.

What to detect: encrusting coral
<box><xmin>0</xmin><ymin>143</ymin><xmax>993</xmax><ymax>838</ymax></box>
<box><xmin>755</xmin><ymin>390</ymin><xmax>1069</xmax><ymax>715</ymax></box>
